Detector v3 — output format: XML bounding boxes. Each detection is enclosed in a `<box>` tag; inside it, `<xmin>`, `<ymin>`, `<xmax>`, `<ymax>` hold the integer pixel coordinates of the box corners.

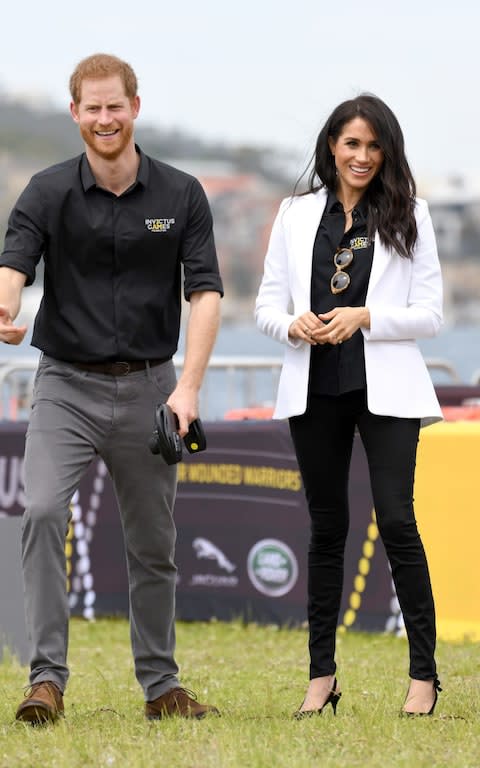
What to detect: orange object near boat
<box><xmin>441</xmin><ymin>405</ymin><xmax>480</xmax><ymax>421</ymax></box>
<box><xmin>223</xmin><ymin>406</ymin><xmax>274</xmax><ymax>420</ymax></box>
<box><xmin>224</xmin><ymin>404</ymin><xmax>480</xmax><ymax>422</ymax></box>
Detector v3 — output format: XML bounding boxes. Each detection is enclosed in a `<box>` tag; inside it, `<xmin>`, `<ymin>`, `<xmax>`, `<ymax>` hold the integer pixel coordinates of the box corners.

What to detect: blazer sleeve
<box><xmin>363</xmin><ymin>199</ymin><xmax>443</xmax><ymax>341</ymax></box>
<box><xmin>255</xmin><ymin>198</ymin><xmax>301</xmax><ymax>347</ymax></box>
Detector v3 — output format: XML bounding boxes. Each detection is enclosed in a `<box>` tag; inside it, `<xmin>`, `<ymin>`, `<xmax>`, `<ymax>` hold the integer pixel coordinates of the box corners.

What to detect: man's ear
<box><xmin>132</xmin><ymin>95</ymin><xmax>141</xmax><ymax>120</ymax></box>
<box><xmin>70</xmin><ymin>101</ymin><xmax>80</xmax><ymax>124</ymax></box>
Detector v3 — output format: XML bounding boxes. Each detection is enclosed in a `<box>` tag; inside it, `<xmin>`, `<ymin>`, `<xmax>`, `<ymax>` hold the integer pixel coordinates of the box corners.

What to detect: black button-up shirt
<box><xmin>0</xmin><ymin>146</ymin><xmax>223</xmax><ymax>362</ymax></box>
<box><xmin>309</xmin><ymin>192</ymin><xmax>374</xmax><ymax>396</ymax></box>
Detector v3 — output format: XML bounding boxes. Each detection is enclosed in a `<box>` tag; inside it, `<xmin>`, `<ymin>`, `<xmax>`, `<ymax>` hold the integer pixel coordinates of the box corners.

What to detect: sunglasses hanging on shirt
<box><xmin>330</xmin><ymin>247</ymin><xmax>354</xmax><ymax>295</ymax></box>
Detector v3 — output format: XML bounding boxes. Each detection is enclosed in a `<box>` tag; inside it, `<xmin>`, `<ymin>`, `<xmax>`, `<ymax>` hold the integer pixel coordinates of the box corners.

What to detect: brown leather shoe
<box><xmin>16</xmin><ymin>681</ymin><xmax>64</xmax><ymax>725</ymax></box>
<box><xmin>145</xmin><ymin>687</ymin><xmax>220</xmax><ymax>720</ymax></box>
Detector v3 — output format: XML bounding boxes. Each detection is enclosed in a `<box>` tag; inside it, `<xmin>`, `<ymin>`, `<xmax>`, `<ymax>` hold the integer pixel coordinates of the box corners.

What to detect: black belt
<box><xmin>71</xmin><ymin>358</ymin><xmax>170</xmax><ymax>376</ymax></box>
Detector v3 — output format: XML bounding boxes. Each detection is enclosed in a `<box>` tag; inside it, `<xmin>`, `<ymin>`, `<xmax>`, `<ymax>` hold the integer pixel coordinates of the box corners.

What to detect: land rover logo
<box><xmin>247</xmin><ymin>539</ymin><xmax>298</xmax><ymax>597</ymax></box>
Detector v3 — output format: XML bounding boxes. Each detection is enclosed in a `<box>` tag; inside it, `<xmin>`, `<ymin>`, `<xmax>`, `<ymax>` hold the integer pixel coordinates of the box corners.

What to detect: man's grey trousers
<box><xmin>22</xmin><ymin>355</ymin><xmax>180</xmax><ymax>701</ymax></box>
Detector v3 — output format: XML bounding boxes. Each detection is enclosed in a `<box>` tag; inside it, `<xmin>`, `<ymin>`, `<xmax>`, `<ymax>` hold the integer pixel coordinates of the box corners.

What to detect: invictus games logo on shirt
<box><xmin>145</xmin><ymin>218</ymin><xmax>175</xmax><ymax>232</ymax></box>
<box><xmin>349</xmin><ymin>236</ymin><xmax>370</xmax><ymax>250</ymax></box>
<box><xmin>247</xmin><ymin>538</ymin><xmax>298</xmax><ymax>597</ymax></box>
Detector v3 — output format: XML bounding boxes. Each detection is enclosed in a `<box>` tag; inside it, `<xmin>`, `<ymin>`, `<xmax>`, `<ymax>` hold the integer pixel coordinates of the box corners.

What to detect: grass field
<box><xmin>1</xmin><ymin>618</ymin><xmax>479</xmax><ymax>768</ymax></box>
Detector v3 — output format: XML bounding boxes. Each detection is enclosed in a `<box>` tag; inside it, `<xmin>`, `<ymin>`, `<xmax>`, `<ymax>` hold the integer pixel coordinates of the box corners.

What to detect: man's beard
<box><xmin>80</xmin><ymin>122</ymin><xmax>134</xmax><ymax>161</ymax></box>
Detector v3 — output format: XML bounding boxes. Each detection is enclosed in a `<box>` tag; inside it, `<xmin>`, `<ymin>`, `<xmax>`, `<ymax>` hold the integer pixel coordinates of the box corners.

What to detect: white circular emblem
<box><xmin>247</xmin><ymin>538</ymin><xmax>298</xmax><ymax>597</ymax></box>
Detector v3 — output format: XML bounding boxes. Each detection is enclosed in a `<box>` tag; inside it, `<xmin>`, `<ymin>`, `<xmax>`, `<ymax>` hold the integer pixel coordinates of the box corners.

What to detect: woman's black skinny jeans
<box><xmin>289</xmin><ymin>389</ymin><xmax>437</xmax><ymax>681</ymax></box>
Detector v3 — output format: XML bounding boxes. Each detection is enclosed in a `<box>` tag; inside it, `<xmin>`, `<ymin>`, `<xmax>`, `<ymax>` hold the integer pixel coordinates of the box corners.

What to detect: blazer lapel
<box><xmin>289</xmin><ymin>191</ymin><xmax>393</xmax><ymax>305</ymax></box>
<box><xmin>290</xmin><ymin>190</ymin><xmax>328</xmax><ymax>298</ymax></box>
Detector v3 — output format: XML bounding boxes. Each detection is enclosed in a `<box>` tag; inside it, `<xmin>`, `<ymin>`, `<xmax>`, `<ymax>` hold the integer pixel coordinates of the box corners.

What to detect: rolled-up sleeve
<box><xmin>181</xmin><ymin>178</ymin><xmax>223</xmax><ymax>299</ymax></box>
<box><xmin>0</xmin><ymin>178</ymin><xmax>45</xmax><ymax>286</ymax></box>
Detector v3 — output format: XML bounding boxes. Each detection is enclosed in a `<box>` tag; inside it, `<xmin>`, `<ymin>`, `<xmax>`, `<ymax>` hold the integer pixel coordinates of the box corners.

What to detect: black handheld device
<box><xmin>148</xmin><ymin>403</ymin><xmax>207</xmax><ymax>464</ymax></box>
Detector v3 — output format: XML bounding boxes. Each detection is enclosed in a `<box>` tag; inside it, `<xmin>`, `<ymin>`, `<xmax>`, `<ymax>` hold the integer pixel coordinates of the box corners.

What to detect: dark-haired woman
<box><xmin>255</xmin><ymin>94</ymin><xmax>443</xmax><ymax>717</ymax></box>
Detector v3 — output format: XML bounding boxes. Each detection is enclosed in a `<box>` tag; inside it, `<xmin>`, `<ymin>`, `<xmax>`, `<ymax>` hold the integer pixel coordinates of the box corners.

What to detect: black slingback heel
<box><xmin>293</xmin><ymin>677</ymin><xmax>342</xmax><ymax>719</ymax></box>
<box><xmin>401</xmin><ymin>677</ymin><xmax>442</xmax><ymax>717</ymax></box>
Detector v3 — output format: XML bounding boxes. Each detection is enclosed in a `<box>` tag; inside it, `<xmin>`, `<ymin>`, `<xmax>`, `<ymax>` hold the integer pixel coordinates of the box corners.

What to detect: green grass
<box><xmin>1</xmin><ymin>619</ymin><xmax>479</xmax><ymax>768</ymax></box>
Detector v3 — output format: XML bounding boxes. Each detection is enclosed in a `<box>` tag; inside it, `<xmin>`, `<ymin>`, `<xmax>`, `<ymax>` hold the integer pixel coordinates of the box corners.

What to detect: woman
<box><xmin>255</xmin><ymin>94</ymin><xmax>443</xmax><ymax>717</ymax></box>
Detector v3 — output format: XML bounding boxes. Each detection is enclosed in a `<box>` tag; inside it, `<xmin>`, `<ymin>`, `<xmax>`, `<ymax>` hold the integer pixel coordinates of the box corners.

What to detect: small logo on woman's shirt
<box><xmin>349</xmin><ymin>236</ymin><xmax>371</xmax><ymax>250</ymax></box>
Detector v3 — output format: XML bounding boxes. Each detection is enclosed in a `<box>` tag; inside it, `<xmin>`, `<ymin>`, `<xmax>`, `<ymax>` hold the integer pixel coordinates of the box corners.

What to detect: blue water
<box><xmin>416</xmin><ymin>325</ymin><xmax>480</xmax><ymax>384</ymax></box>
<box><xmin>5</xmin><ymin>305</ymin><xmax>478</xmax><ymax>384</ymax></box>
<box><xmin>203</xmin><ymin>322</ymin><xmax>480</xmax><ymax>385</ymax></box>
<box><xmin>2</xmin><ymin>322</ymin><xmax>479</xmax><ymax>420</ymax></box>
<box><xmin>189</xmin><ymin>322</ymin><xmax>480</xmax><ymax>417</ymax></box>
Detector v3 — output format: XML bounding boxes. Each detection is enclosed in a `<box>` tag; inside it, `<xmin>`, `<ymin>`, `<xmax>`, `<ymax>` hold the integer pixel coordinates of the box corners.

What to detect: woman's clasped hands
<box><xmin>289</xmin><ymin>306</ymin><xmax>370</xmax><ymax>346</ymax></box>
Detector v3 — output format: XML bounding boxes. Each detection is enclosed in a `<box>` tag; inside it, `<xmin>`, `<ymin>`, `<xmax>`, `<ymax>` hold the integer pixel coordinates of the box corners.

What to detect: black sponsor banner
<box><xmin>0</xmin><ymin>422</ymin><xmax>394</xmax><ymax>631</ymax></box>
<box><xmin>0</xmin><ymin>423</ymin><xmax>27</xmax><ymax>515</ymax></box>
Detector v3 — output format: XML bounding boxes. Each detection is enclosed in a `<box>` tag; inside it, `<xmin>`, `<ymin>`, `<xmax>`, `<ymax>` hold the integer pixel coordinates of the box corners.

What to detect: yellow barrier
<box><xmin>415</xmin><ymin>421</ymin><xmax>480</xmax><ymax>642</ymax></box>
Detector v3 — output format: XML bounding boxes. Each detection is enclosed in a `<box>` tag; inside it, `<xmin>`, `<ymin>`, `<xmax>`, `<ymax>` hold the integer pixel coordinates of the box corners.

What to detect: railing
<box><xmin>0</xmin><ymin>359</ymin><xmax>38</xmax><ymax>421</ymax></box>
<box><xmin>0</xmin><ymin>356</ymin><xmax>282</xmax><ymax>421</ymax></box>
<box><xmin>419</xmin><ymin>357</ymin><xmax>463</xmax><ymax>383</ymax></box>
<box><xmin>471</xmin><ymin>369</ymin><xmax>480</xmax><ymax>386</ymax></box>
<box><xmin>0</xmin><ymin>354</ymin><xmax>469</xmax><ymax>421</ymax></box>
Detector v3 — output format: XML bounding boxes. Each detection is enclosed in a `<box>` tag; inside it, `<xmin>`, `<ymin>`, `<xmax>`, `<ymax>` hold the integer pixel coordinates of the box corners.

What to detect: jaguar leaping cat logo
<box><xmin>192</xmin><ymin>538</ymin><xmax>236</xmax><ymax>573</ymax></box>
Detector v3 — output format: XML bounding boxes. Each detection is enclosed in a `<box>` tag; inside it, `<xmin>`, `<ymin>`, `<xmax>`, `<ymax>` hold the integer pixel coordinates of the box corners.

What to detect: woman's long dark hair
<box><xmin>299</xmin><ymin>94</ymin><xmax>417</xmax><ymax>258</ymax></box>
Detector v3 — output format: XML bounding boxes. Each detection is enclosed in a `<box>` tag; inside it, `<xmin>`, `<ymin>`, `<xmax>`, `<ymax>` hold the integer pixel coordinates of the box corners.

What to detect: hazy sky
<box><xmin>1</xmin><ymin>0</ymin><xmax>476</xmax><ymax>180</ymax></box>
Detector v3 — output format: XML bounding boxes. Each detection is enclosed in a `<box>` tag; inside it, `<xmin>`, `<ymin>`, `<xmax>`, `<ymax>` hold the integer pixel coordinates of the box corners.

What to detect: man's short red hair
<box><xmin>69</xmin><ymin>53</ymin><xmax>138</xmax><ymax>104</ymax></box>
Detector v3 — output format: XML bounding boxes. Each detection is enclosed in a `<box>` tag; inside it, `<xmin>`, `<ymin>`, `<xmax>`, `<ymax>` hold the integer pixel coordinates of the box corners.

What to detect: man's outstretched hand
<box><xmin>0</xmin><ymin>305</ymin><xmax>28</xmax><ymax>345</ymax></box>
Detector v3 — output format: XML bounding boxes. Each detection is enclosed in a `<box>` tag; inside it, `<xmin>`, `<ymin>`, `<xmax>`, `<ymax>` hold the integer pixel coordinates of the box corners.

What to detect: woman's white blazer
<box><xmin>255</xmin><ymin>188</ymin><xmax>443</xmax><ymax>427</ymax></box>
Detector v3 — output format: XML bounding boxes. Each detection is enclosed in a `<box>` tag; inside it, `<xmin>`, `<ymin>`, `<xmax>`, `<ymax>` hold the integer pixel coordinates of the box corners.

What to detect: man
<box><xmin>0</xmin><ymin>53</ymin><xmax>223</xmax><ymax>724</ymax></box>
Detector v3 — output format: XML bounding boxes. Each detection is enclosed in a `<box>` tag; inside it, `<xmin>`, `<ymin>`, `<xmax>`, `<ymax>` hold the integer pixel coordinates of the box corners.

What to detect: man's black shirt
<box><xmin>0</xmin><ymin>146</ymin><xmax>223</xmax><ymax>362</ymax></box>
<box><xmin>309</xmin><ymin>192</ymin><xmax>374</xmax><ymax>396</ymax></box>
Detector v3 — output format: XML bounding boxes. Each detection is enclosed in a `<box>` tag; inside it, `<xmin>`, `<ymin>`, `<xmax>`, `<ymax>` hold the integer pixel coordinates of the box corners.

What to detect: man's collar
<box><xmin>80</xmin><ymin>144</ymin><xmax>147</xmax><ymax>191</ymax></box>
